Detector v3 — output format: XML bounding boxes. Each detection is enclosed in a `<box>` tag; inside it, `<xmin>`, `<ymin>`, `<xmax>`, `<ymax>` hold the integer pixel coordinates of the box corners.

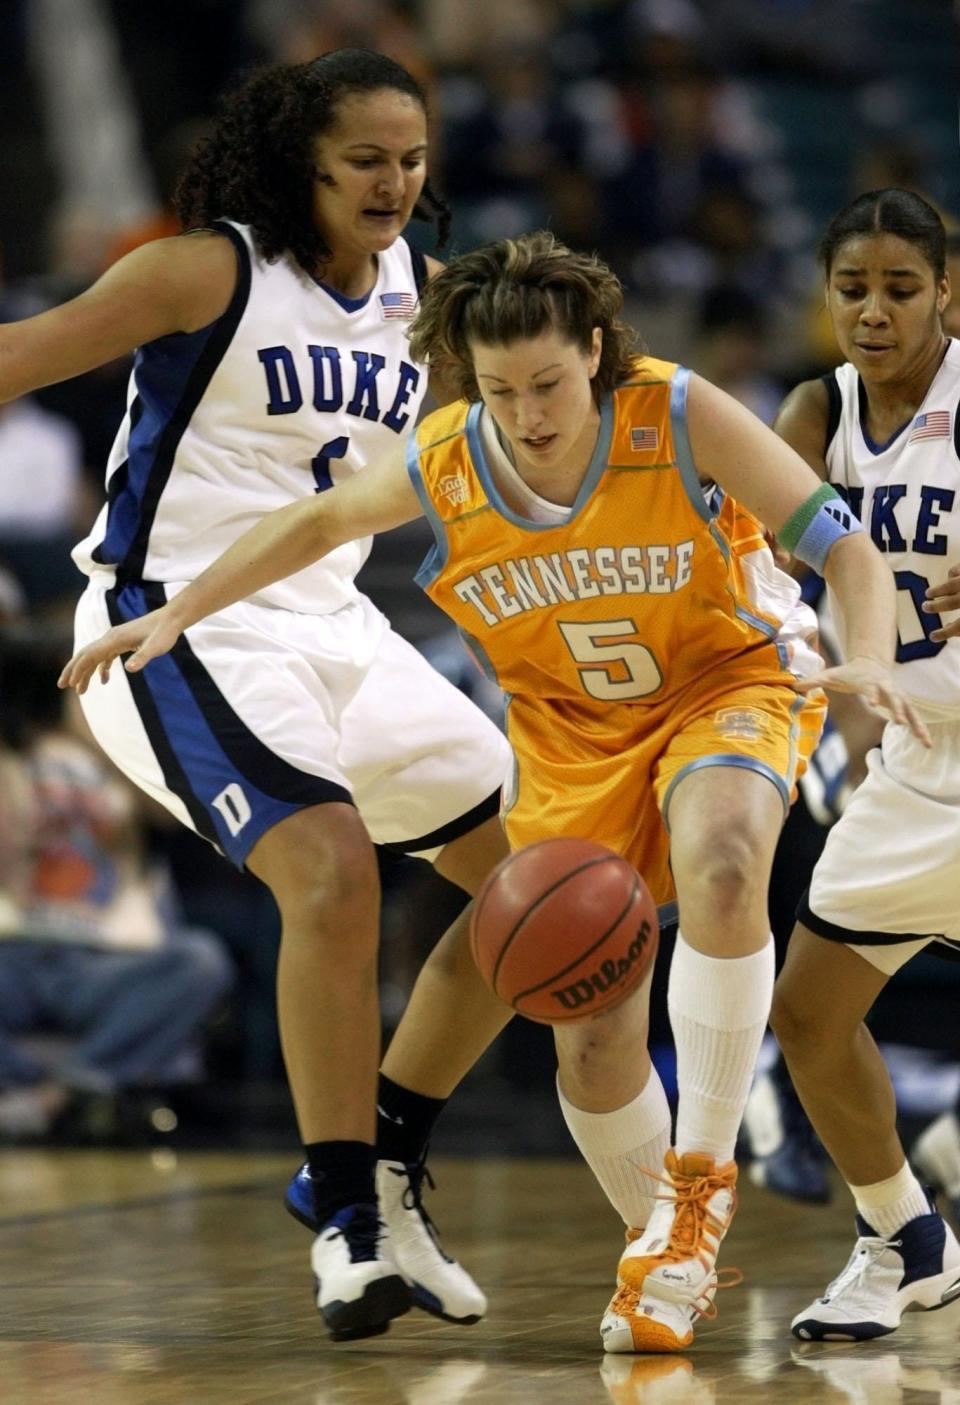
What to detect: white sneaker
<box><xmin>614</xmin><ymin>1150</ymin><xmax>738</xmax><ymax>1350</ymax></box>
<box><xmin>913</xmin><ymin>1111</ymin><xmax>960</xmax><ymax>1213</ymax></box>
<box><xmin>791</xmin><ymin>1204</ymin><xmax>960</xmax><ymax>1341</ymax></box>
<box><xmin>377</xmin><ymin>1160</ymin><xmax>487</xmax><ymax>1323</ymax></box>
<box><xmin>601</xmin><ymin>1280</ymin><xmax>701</xmax><ymax>1354</ymax></box>
<box><xmin>311</xmin><ymin>1203</ymin><xmax>412</xmax><ymax>1340</ymax></box>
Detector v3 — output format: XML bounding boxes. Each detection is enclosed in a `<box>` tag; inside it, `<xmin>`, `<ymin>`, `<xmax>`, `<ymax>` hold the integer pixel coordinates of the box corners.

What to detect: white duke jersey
<box><xmin>73</xmin><ymin>221</ymin><xmax>429</xmax><ymax>614</ymax></box>
<box><xmin>826</xmin><ymin>341</ymin><xmax>960</xmax><ymax>718</ymax></box>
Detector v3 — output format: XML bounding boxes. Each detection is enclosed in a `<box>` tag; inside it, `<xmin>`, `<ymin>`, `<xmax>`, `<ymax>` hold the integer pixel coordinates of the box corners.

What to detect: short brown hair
<box><xmin>409</xmin><ymin>231</ymin><xmax>640</xmax><ymax>402</ymax></box>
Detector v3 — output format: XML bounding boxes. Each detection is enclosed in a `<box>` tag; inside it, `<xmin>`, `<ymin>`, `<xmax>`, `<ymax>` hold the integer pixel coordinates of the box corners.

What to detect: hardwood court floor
<box><xmin>2</xmin><ymin>1149</ymin><xmax>959</xmax><ymax>1404</ymax></box>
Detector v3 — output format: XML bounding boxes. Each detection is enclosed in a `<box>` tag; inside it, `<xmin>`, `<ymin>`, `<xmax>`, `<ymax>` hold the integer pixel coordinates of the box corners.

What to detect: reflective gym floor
<box><xmin>2</xmin><ymin>1150</ymin><xmax>959</xmax><ymax>1404</ymax></box>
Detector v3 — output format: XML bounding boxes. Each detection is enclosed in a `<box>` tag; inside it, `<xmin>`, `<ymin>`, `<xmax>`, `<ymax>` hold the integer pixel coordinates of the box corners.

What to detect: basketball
<box><xmin>469</xmin><ymin>838</ymin><xmax>659</xmax><ymax>1024</ymax></box>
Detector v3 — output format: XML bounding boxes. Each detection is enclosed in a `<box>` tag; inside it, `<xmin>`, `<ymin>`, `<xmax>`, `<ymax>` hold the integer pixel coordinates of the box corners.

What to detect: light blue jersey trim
<box><xmin>785</xmin><ymin>691</ymin><xmax>805</xmax><ymax>790</ymax></box>
<box><xmin>706</xmin><ymin>500</ymin><xmax>786</xmax><ymax>654</ymax></box>
<box><xmin>658</xmin><ymin>900</ymin><xmax>679</xmax><ymax>932</ymax></box>
<box><xmin>458</xmin><ymin>625</ymin><xmax>501</xmax><ymax>687</ymax></box>
<box><xmin>734</xmin><ymin>603</ymin><xmax>779</xmax><ymax>639</ymax></box>
<box><xmin>670</xmin><ymin>367</ymin><xmax>716</xmax><ymax>524</ymax></box>
<box><xmin>661</xmin><ymin>753</ymin><xmax>790</xmax><ymax>827</ymax></box>
<box><xmin>465</xmin><ymin>398</ymin><xmax>616</xmax><ymax>531</ymax></box>
<box><xmin>500</xmin><ymin>693</ymin><xmax>519</xmax><ymax>824</ymax></box>
<box><xmin>407</xmin><ymin>434</ymin><xmax>450</xmax><ymax>588</ymax></box>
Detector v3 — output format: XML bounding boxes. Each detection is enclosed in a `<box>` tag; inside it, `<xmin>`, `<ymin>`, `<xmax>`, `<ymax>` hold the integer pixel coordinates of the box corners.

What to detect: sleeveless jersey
<box><xmin>73</xmin><ymin>221</ymin><xmax>429</xmax><ymax>614</ymax></box>
<box><xmin>827</xmin><ymin>341</ymin><xmax>960</xmax><ymax>717</ymax></box>
<box><xmin>407</xmin><ymin>358</ymin><xmax>820</xmax><ymax>714</ymax></box>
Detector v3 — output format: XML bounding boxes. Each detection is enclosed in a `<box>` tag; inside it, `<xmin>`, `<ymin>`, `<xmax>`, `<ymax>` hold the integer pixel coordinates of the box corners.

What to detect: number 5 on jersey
<box><xmin>558</xmin><ymin>618</ymin><xmax>663</xmax><ymax>700</ymax></box>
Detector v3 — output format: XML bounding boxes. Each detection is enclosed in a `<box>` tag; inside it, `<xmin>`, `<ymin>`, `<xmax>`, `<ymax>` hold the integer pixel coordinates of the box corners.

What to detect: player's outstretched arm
<box><xmin>686</xmin><ymin>372</ymin><xmax>931</xmax><ymax>747</ymax></box>
<box><xmin>59</xmin><ymin>446</ymin><xmax>423</xmax><ymax>694</ymax></box>
<box><xmin>0</xmin><ymin>234</ymin><xmax>238</xmax><ymax>402</ymax></box>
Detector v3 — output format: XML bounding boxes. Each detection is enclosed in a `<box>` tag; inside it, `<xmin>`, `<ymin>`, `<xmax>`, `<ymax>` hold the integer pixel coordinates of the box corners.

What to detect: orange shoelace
<box><xmin>625</xmin><ymin>1162</ymin><xmax>744</xmax><ymax>1299</ymax></box>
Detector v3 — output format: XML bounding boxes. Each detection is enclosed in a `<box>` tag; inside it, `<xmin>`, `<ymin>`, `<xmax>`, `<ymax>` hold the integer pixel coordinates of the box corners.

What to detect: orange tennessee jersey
<box><xmin>406</xmin><ymin>358</ymin><xmax>819</xmax><ymax>717</ymax></box>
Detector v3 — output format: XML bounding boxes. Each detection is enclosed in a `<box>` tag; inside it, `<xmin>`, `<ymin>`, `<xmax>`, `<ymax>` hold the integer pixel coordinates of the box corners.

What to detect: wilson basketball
<box><xmin>469</xmin><ymin>838</ymin><xmax>659</xmax><ymax>1024</ymax></box>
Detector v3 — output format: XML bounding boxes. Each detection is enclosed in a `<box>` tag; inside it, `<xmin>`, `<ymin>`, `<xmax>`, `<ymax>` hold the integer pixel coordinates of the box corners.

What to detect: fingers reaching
<box><xmin>794</xmin><ymin>663</ymin><xmax>932</xmax><ymax>748</ymax></box>
<box><xmin>923</xmin><ymin>566</ymin><xmax>960</xmax><ymax>639</ymax></box>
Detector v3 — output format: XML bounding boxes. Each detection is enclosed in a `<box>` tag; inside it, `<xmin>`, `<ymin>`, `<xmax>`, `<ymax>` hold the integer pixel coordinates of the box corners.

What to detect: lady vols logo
<box><xmin>713</xmin><ymin>707</ymin><xmax>769</xmax><ymax>742</ymax></box>
<box><xmin>438</xmin><ymin>472</ymin><xmax>470</xmax><ymax>506</ymax></box>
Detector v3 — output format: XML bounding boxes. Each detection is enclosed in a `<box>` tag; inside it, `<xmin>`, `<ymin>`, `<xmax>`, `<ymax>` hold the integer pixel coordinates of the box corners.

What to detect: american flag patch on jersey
<box><xmin>910</xmin><ymin>410</ymin><xmax>951</xmax><ymax>442</ymax></box>
<box><xmin>630</xmin><ymin>425</ymin><xmax>659</xmax><ymax>451</ymax></box>
<box><xmin>380</xmin><ymin>291</ymin><xmax>417</xmax><ymax>320</ymax></box>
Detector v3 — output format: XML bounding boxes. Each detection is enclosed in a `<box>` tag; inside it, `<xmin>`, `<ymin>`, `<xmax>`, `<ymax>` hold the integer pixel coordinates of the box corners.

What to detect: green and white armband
<box><xmin>777</xmin><ymin>483</ymin><xmax>862</xmax><ymax>573</ymax></box>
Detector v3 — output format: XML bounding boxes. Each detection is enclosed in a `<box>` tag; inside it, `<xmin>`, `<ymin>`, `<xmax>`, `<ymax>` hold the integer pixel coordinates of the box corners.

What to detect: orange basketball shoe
<box><xmin>606</xmin><ymin>1150</ymin><xmax>739</xmax><ymax>1351</ymax></box>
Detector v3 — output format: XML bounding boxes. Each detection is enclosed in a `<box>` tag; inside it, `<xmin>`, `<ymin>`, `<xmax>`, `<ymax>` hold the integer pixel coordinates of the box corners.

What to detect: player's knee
<box><xmin>686</xmin><ymin>832</ymin><xmax>762</xmax><ymax>919</ymax></box>
<box><xmin>769</xmin><ymin>979</ymin><xmax>826</xmax><ymax>1060</ymax></box>
<box><xmin>261</xmin><ymin>807</ymin><xmax>379</xmax><ymax>924</ymax></box>
<box><xmin>555</xmin><ymin>990</ymin><xmax>650</xmax><ymax>1085</ymax></box>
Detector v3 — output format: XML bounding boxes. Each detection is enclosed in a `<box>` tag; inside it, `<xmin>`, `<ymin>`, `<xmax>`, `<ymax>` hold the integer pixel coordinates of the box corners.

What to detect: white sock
<box><xmin>668</xmin><ymin>930</ymin><xmax>775</xmax><ymax>1164</ymax></box>
<box><xmin>849</xmin><ymin>1162</ymin><xmax>931</xmax><ymax>1239</ymax></box>
<box><xmin>557</xmin><ymin>1068</ymin><xmax>672</xmax><ymax>1229</ymax></box>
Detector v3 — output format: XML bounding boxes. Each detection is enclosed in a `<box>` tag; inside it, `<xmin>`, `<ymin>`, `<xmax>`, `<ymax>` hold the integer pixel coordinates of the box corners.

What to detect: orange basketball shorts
<box><xmin>502</xmin><ymin>679</ymin><xmax>826</xmax><ymax>915</ymax></box>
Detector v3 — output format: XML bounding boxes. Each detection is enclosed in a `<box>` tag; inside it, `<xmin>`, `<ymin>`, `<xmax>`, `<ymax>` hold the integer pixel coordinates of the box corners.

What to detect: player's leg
<box><xmin>554</xmin><ymin>966</ymin><xmax>669</xmax><ymax>1230</ymax></box>
<box><xmin>609</xmin><ymin>762</ymin><xmax>781</xmax><ymax>1349</ymax></box>
<box><xmin>491</xmin><ymin>699</ymin><xmax>676</xmax><ymax>1351</ymax></box>
<box><xmin>381</xmin><ymin>813</ymin><xmax>513</xmax><ymax>1097</ymax></box>
<box><xmin>773</xmin><ymin>931</ymin><xmax>960</xmax><ymax>1340</ymax></box>
<box><xmin>284</xmin><ymin>619</ymin><xmax>512</xmax><ymax>1322</ymax></box>
<box><xmin>368</xmin><ymin>815</ymin><xmax>513</xmax><ymax>1325</ymax></box>
<box><xmin>73</xmin><ymin>584</ymin><xmax>414</xmax><ymax>1340</ymax></box>
<box><xmin>614</xmin><ymin>683</ymin><xmax>823</xmax><ymax>1352</ymax></box>
<box><xmin>772</xmin><ymin>929</ymin><xmax>900</xmax><ymax>1185</ymax></box>
<box><xmin>553</xmin><ymin>969</ymin><xmax>675</xmax><ymax>1355</ymax></box>
<box><xmin>773</xmin><ymin>729</ymin><xmax>960</xmax><ymax>1340</ymax></box>
<box><xmin>246</xmin><ymin>803</ymin><xmax>417</xmax><ymax>1339</ymax></box>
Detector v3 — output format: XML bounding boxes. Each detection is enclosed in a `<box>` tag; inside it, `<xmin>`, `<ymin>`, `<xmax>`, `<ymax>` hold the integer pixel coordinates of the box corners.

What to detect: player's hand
<box><xmin>794</xmin><ymin>656</ymin><xmax>932</xmax><ymax>748</ymax></box>
<box><xmin>58</xmin><ymin>604</ymin><xmax>184</xmax><ymax>695</ymax></box>
<box><xmin>923</xmin><ymin>564</ymin><xmax>960</xmax><ymax>639</ymax></box>
<box><xmin>763</xmin><ymin>526</ymin><xmax>791</xmax><ymax>569</ymax></box>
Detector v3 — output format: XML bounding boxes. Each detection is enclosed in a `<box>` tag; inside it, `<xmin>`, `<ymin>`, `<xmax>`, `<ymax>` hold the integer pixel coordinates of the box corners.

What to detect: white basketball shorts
<box><xmin>74</xmin><ymin>579</ymin><xmax>510</xmax><ymax>866</ymax></box>
<box><xmin>799</xmin><ymin>716</ymin><xmax>960</xmax><ymax>974</ymax></box>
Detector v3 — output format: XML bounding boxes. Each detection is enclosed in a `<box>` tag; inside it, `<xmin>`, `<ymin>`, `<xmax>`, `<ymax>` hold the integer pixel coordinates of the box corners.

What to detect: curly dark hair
<box><xmin>174</xmin><ymin>49</ymin><xmax>450</xmax><ymax>272</ymax></box>
<box><xmin>408</xmin><ymin>231</ymin><xmax>641</xmax><ymax>402</ymax></box>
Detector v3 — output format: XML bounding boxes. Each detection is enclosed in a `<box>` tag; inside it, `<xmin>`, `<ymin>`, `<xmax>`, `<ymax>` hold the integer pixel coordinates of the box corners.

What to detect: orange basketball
<box><xmin>469</xmin><ymin>838</ymin><xmax>659</xmax><ymax>1024</ymax></box>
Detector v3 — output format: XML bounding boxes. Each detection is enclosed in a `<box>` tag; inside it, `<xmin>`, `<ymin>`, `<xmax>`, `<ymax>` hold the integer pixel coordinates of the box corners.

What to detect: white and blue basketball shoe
<box><xmin>791</xmin><ymin>1194</ymin><xmax>960</xmax><ymax>1341</ymax></box>
<box><xmin>288</xmin><ymin>1159</ymin><xmax>486</xmax><ymax>1324</ymax></box>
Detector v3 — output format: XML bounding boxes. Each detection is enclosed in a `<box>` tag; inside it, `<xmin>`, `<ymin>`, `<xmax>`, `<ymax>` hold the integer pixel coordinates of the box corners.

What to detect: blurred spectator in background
<box><xmin>0</xmin><ymin>292</ymin><xmax>107</xmax><ymax>623</ymax></box>
<box><xmin>604</xmin><ymin>63</ymin><xmax>752</xmax><ymax>266</ymax></box>
<box><xmin>0</xmin><ymin>359</ymin><xmax>91</xmax><ymax>620</ymax></box>
<box><xmin>249</xmin><ymin>0</ymin><xmax>430</xmax><ymax>86</ymax></box>
<box><xmin>691</xmin><ymin>285</ymin><xmax>785</xmax><ymax>425</ymax></box>
<box><xmin>439</xmin><ymin>38</ymin><xmax>602</xmax><ymax>248</ymax></box>
<box><xmin>104</xmin><ymin>118</ymin><xmax>209</xmax><ymax>266</ymax></box>
<box><xmin>0</xmin><ymin>637</ymin><xmax>234</xmax><ymax>1143</ymax></box>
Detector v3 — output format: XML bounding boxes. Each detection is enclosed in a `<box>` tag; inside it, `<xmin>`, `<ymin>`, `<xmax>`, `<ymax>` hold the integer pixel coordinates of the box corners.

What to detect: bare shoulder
<box><xmin>424</xmin><ymin>254</ymin><xmax>446</xmax><ymax>281</ymax></box>
<box><xmin>772</xmin><ymin>377</ymin><xmax>831</xmax><ymax>479</ymax></box>
<box><xmin>112</xmin><ymin>230</ymin><xmax>240</xmax><ymax>331</ymax></box>
<box><xmin>0</xmin><ymin>230</ymin><xmax>241</xmax><ymax>402</ymax></box>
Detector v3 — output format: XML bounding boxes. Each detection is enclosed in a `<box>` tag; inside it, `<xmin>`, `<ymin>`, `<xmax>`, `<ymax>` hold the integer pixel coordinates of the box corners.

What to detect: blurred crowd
<box><xmin>0</xmin><ymin>0</ymin><xmax>957</xmax><ymax>1147</ymax></box>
